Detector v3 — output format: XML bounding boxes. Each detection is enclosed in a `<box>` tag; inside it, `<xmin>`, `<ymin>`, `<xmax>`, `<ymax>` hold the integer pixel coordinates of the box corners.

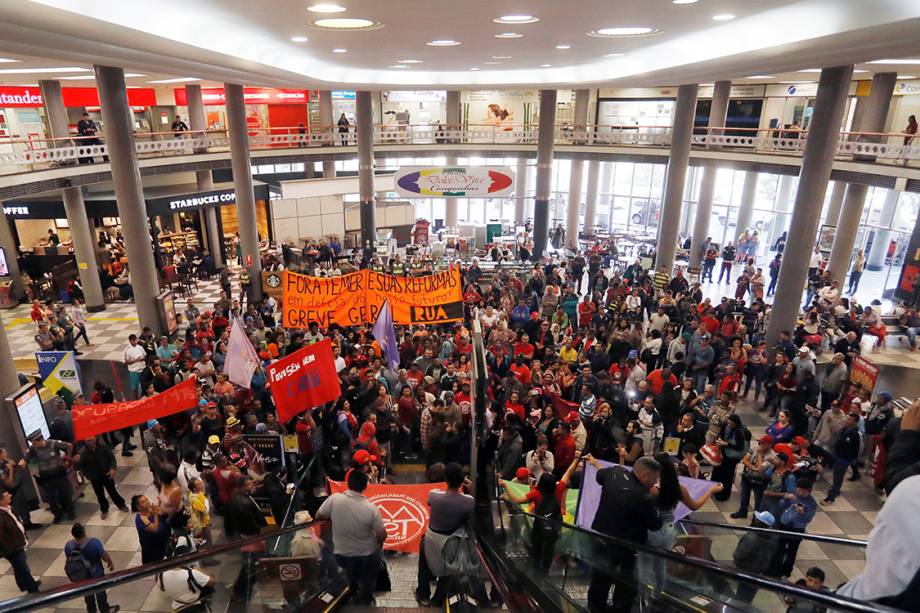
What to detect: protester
<box><xmin>64</xmin><ymin>523</ymin><xmax>119</xmax><ymax>613</ymax></box>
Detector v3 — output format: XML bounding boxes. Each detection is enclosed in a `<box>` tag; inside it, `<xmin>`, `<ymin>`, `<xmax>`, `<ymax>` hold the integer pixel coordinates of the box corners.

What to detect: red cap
<box><xmin>206</xmin><ymin>401</ymin><xmax>217</xmax><ymax>408</ymax></box>
<box><xmin>515</xmin><ymin>467</ymin><xmax>531</xmax><ymax>480</ymax></box>
<box><xmin>758</xmin><ymin>434</ymin><xmax>774</xmax><ymax>444</ymax></box>
<box><xmin>565</xmin><ymin>411</ymin><xmax>581</xmax><ymax>424</ymax></box>
<box><xmin>352</xmin><ymin>450</ymin><xmax>379</xmax><ymax>465</ymax></box>
<box><xmin>792</xmin><ymin>436</ymin><xmax>809</xmax><ymax>447</ymax></box>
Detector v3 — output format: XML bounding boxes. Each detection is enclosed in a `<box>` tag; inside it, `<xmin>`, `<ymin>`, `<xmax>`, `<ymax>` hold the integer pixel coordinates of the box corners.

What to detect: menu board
<box><xmin>14</xmin><ymin>385</ymin><xmax>50</xmax><ymax>440</ymax></box>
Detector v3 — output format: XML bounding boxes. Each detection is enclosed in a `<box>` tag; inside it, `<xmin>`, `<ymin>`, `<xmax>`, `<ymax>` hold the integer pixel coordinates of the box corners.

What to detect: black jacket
<box><xmin>884</xmin><ymin>427</ymin><xmax>920</xmax><ymax>494</ymax></box>
<box><xmin>230</xmin><ymin>491</ymin><xmax>267</xmax><ymax>537</ymax></box>
<box><xmin>76</xmin><ymin>444</ymin><xmax>117</xmax><ymax>481</ymax></box>
<box><xmin>834</xmin><ymin>426</ymin><xmax>861</xmax><ymax>462</ymax></box>
<box><xmin>591</xmin><ymin>466</ymin><xmax>662</xmax><ymax>544</ymax></box>
<box><xmin>0</xmin><ymin>508</ymin><xmax>27</xmax><ymax>556</ymax></box>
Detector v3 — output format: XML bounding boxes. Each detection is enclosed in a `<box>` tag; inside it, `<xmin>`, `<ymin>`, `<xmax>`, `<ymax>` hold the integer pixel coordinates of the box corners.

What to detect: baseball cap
<box><xmin>753</xmin><ymin>510</ymin><xmax>775</xmax><ymax>527</ymax></box>
<box><xmin>877</xmin><ymin>391</ymin><xmax>892</xmax><ymax>402</ymax></box>
<box><xmin>352</xmin><ymin>449</ymin><xmax>379</xmax><ymax>465</ymax></box>
<box><xmin>758</xmin><ymin>434</ymin><xmax>774</xmax><ymax>444</ymax></box>
<box><xmin>792</xmin><ymin>436</ymin><xmax>809</xmax><ymax>447</ymax></box>
<box><xmin>147</xmin><ymin>419</ymin><xmax>159</xmax><ymax>429</ymax></box>
<box><xmin>207</xmin><ymin>435</ymin><xmax>221</xmax><ymax>445</ymax></box>
<box><xmin>565</xmin><ymin>411</ymin><xmax>581</xmax><ymax>424</ymax></box>
<box><xmin>206</xmin><ymin>401</ymin><xmax>217</xmax><ymax>408</ymax></box>
<box><xmin>515</xmin><ymin>467</ymin><xmax>531</xmax><ymax>480</ymax></box>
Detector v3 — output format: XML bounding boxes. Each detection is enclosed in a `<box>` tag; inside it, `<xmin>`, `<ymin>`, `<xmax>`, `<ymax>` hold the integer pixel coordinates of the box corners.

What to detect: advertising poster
<box><xmin>36</xmin><ymin>351</ymin><xmax>83</xmax><ymax>396</ymax></box>
<box><xmin>463</xmin><ymin>90</ymin><xmax>538</xmax><ymax>130</ymax></box>
<box><xmin>895</xmin><ymin>216</ymin><xmax>920</xmax><ymax>302</ymax></box>
<box><xmin>328</xmin><ymin>480</ymin><xmax>445</xmax><ymax>553</ymax></box>
<box><xmin>395</xmin><ymin>166</ymin><xmax>515</xmax><ymax>198</ymax></box>
<box><xmin>849</xmin><ymin>355</ymin><xmax>880</xmax><ymax>394</ymax></box>
<box><xmin>266</xmin><ymin>339</ymin><xmax>341</xmax><ymax>422</ymax></box>
<box><xmin>281</xmin><ymin>268</ymin><xmax>463</xmax><ymax>328</ymax></box>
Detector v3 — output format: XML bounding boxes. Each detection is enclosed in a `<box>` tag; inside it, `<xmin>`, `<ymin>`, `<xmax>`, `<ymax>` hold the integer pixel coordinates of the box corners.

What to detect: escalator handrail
<box><xmin>509</xmin><ymin>508</ymin><xmax>899</xmax><ymax>613</ymax></box>
<box><xmin>679</xmin><ymin>518</ymin><xmax>869</xmax><ymax>547</ymax></box>
<box><xmin>474</xmin><ymin>532</ymin><xmax>558</xmax><ymax>613</ymax></box>
<box><xmin>0</xmin><ymin>519</ymin><xmax>321</xmax><ymax>613</ymax></box>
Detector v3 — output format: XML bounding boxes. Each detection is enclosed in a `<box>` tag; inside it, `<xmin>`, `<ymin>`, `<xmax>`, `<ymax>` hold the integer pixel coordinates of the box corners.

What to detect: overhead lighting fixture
<box><xmin>332</xmin><ymin>48</ymin><xmax>347</xmax><ymax>53</ymax></box>
<box><xmin>869</xmin><ymin>59</ymin><xmax>920</xmax><ymax>65</ymax></box>
<box><xmin>427</xmin><ymin>39</ymin><xmax>460</xmax><ymax>46</ymax></box>
<box><xmin>484</xmin><ymin>61</ymin><xmax>503</xmax><ymax>65</ymax></box>
<box><xmin>397</xmin><ymin>59</ymin><xmax>423</xmax><ymax>64</ymax></box>
<box><xmin>672</xmin><ymin>0</ymin><xmax>698</xmax><ymax>4</ymax></box>
<box><xmin>898</xmin><ymin>75</ymin><xmax>917</xmax><ymax>79</ymax></box>
<box><xmin>603</xmin><ymin>53</ymin><xmax>626</xmax><ymax>58</ymax></box>
<box><xmin>307</xmin><ymin>3</ymin><xmax>347</xmax><ymax>12</ymax></box>
<box><xmin>747</xmin><ymin>75</ymin><xmax>774</xmax><ymax>79</ymax></box>
<box><xmin>588</xmin><ymin>27</ymin><xmax>659</xmax><ymax>37</ymax></box>
<box><xmin>469</xmin><ymin>67</ymin><xmax>479</xmax><ymax>71</ymax></box>
<box><xmin>0</xmin><ymin>58</ymin><xmax>19</xmax><ymax>63</ymax></box>
<box><xmin>712</xmin><ymin>14</ymin><xmax>735</xmax><ymax>21</ymax></box>
<box><xmin>311</xmin><ymin>18</ymin><xmax>380</xmax><ymax>30</ymax></box>
<box><xmin>798</xmin><ymin>68</ymin><xmax>868</xmax><ymax>73</ymax></box>
<box><xmin>388</xmin><ymin>65</ymin><xmax>409</xmax><ymax>69</ymax></box>
<box><xmin>290</xmin><ymin>35</ymin><xmax>308</xmax><ymax>42</ymax></box>
<box><xmin>148</xmin><ymin>77</ymin><xmax>201</xmax><ymax>83</ymax></box>
<box><xmin>0</xmin><ymin>67</ymin><xmax>91</xmax><ymax>74</ymax></box>
<box><xmin>491</xmin><ymin>55</ymin><xmax>512</xmax><ymax>60</ymax></box>
<box><xmin>58</xmin><ymin>73</ymin><xmax>146</xmax><ymax>80</ymax></box>
<box><xmin>555</xmin><ymin>44</ymin><xmax>571</xmax><ymax>50</ymax></box>
<box><xmin>495</xmin><ymin>32</ymin><xmax>522</xmax><ymax>39</ymax></box>
<box><xmin>541</xmin><ymin>64</ymin><xmax>552</xmax><ymax>68</ymax></box>
<box><xmin>494</xmin><ymin>15</ymin><xmax>539</xmax><ymax>24</ymax></box>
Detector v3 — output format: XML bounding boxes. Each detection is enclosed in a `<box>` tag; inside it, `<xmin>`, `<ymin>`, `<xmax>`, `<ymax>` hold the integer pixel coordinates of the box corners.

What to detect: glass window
<box><xmin>614</xmin><ymin>163</ymin><xmax>634</xmax><ymax>195</ymax></box>
<box><xmin>486</xmin><ymin>199</ymin><xmax>502</xmax><ymax>222</ymax></box>
<box><xmin>755</xmin><ymin>174</ymin><xmax>778</xmax><ymax>211</ymax></box>
<box><xmin>633</xmin><ymin>164</ymin><xmax>653</xmax><ymax>197</ymax></box>
<box><xmin>651</xmin><ymin>165</ymin><xmax>666</xmax><ymax>196</ymax></box>
<box><xmin>611</xmin><ymin>196</ymin><xmax>630</xmax><ymax>230</ymax></box>
<box><xmin>276</xmin><ymin>163</ymin><xmax>292</xmax><ymax>173</ymax></box>
<box><xmin>292</xmin><ymin>162</ymin><xmax>305</xmax><ymax>172</ymax></box>
<box><xmin>713</xmin><ymin>167</ymin><xmax>735</xmax><ymax>205</ymax></box>
<box><xmin>432</xmin><ymin>199</ymin><xmax>446</xmax><ymax>222</ymax></box>
<box><xmin>258</xmin><ymin>164</ymin><xmax>274</xmax><ymax>174</ymax></box>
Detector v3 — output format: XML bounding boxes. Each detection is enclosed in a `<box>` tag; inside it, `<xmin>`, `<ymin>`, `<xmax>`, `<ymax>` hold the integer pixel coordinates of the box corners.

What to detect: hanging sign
<box><xmin>395</xmin><ymin>166</ymin><xmax>515</xmax><ymax>198</ymax></box>
<box><xmin>36</xmin><ymin>351</ymin><xmax>83</xmax><ymax>396</ymax></box>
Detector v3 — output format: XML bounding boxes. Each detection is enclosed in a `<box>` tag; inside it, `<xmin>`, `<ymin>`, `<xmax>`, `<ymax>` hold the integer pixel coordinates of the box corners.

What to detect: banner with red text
<box><xmin>266</xmin><ymin>338</ymin><xmax>341</xmax><ymax>422</ymax></box>
<box><xmin>850</xmin><ymin>355</ymin><xmax>879</xmax><ymax>394</ymax></box>
<box><xmin>328</xmin><ymin>480</ymin><xmax>445</xmax><ymax>553</ymax></box>
<box><xmin>72</xmin><ymin>378</ymin><xmax>198</xmax><ymax>440</ymax></box>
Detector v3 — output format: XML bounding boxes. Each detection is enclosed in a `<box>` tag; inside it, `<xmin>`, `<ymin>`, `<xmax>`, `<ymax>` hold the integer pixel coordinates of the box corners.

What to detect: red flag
<box><xmin>266</xmin><ymin>338</ymin><xmax>341</xmax><ymax>422</ymax></box>
<box><xmin>73</xmin><ymin>378</ymin><xmax>198</xmax><ymax>440</ymax></box>
<box><xmin>328</xmin><ymin>480</ymin><xmax>445</xmax><ymax>553</ymax></box>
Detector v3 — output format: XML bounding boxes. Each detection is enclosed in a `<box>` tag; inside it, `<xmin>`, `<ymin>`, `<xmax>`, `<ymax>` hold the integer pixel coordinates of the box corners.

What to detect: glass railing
<box><xmin>0</xmin><ymin>519</ymin><xmax>346</xmax><ymax>613</ymax></box>
<box><xmin>490</xmin><ymin>506</ymin><xmax>895</xmax><ymax>613</ymax></box>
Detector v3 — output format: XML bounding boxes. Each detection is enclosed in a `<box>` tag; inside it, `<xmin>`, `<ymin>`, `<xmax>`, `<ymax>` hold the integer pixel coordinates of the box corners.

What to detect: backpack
<box><xmin>64</xmin><ymin>541</ymin><xmax>93</xmax><ymax>581</ymax></box>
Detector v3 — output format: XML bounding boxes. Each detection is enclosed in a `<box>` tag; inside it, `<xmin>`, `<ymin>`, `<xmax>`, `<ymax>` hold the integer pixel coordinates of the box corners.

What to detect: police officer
<box><xmin>25</xmin><ymin>431</ymin><xmax>75</xmax><ymax>523</ymax></box>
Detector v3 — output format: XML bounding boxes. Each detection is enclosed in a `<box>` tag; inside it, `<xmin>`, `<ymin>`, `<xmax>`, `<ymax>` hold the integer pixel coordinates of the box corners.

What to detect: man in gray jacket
<box><xmin>733</xmin><ymin>510</ymin><xmax>780</xmax><ymax>604</ymax></box>
<box><xmin>686</xmin><ymin>337</ymin><xmax>715</xmax><ymax>394</ymax></box>
<box><xmin>818</xmin><ymin>353</ymin><xmax>848</xmax><ymax>411</ymax></box>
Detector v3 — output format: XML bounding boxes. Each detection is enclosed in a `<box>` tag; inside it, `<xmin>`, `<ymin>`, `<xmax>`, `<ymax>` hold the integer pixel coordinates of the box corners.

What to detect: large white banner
<box><xmin>394</xmin><ymin>166</ymin><xmax>515</xmax><ymax>198</ymax></box>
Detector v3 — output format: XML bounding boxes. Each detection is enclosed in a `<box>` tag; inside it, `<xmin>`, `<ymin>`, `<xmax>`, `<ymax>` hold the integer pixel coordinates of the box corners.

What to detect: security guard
<box><xmin>25</xmin><ymin>431</ymin><xmax>75</xmax><ymax>523</ymax></box>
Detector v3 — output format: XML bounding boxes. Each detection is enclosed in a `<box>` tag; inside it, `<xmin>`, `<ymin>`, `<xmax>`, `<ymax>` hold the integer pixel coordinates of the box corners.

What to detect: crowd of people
<box><xmin>2</xmin><ymin>227</ymin><xmax>919</xmax><ymax>611</ymax></box>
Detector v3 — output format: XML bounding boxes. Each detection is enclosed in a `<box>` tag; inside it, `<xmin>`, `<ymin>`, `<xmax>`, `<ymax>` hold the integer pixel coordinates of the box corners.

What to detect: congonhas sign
<box><xmin>394</xmin><ymin>166</ymin><xmax>515</xmax><ymax>198</ymax></box>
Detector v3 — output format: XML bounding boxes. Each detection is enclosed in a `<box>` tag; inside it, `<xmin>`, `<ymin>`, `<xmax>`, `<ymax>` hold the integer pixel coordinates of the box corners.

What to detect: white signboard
<box><xmin>394</xmin><ymin>167</ymin><xmax>515</xmax><ymax>198</ymax></box>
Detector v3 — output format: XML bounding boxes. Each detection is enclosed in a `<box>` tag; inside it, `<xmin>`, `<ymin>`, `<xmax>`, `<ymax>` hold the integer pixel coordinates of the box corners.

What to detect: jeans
<box><xmin>587</xmin><ymin>543</ymin><xmax>637</xmax><ymax>613</ymax></box>
<box><xmin>84</xmin><ymin>588</ymin><xmax>111</xmax><ymax>613</ymax></box>
<box><xmin>767</xmin><ymin>276</ymin><xmax>778</xmax><ymax>295</ymax></box>
<box><xmin>718</xmin><ymin>262</ymin><xmax>732</xmax><ymax>283</ymax></box>
<box><xmin>691</xmin><ymin>370</ymin><xmax>708</xmax><ymax>394</ymax></box>
<box><xmin>90</xmin><ymin>476</ymin><xmax>126</xmax><ymax>514</ymax></box>
<box><xmin>773</xmin><ymin>526</ymin><xmax>805</xmax><ymax>578</ymax></box>
<box><xmin>336</xmin><ymin>551</ymin><xmax>380</xmax><ymax>605</ymax></box>
<box><xmin>74</xmin><ymin>324</ymin><xmax>90</xmax><ymax>345</ymax></box>
<box><xmin>906</xmin><ymin>326</ymin><xmax>920</xmax><ymax>349</ymax></box>
<box><xmin>848</xmin><ymin>271</ymin><xmax>862</xmax><ymax>294</ymax></box>
<box><xmin>826</xmin><ymin>458</ymin><xmax>851</xmax><ymax>501</ymax></box>
<box><xmin>5</xmin><ymin>549</ymin><xmax>38</xmax><ymax>592</ymax></box>
<box><xmin>702</xmin><ymin>262</ymin><xmax>715</xmax><ymax>282</ymax></box>
<box><xmin>736</xmin><ymin>477</ymin><xmax>766</xmax><ymax>515</ymax></box>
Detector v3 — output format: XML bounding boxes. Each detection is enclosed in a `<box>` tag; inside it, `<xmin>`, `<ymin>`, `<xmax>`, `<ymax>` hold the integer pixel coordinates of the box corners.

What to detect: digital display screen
<box><xmin>14</xmin><ymin>386</ymin><xmax>50</xmax><ymax>441</ymax></box>
<box><xmin>0</xmin><ymin>247</ymin><xmax>8</xmax><ymax>276</ymax></box>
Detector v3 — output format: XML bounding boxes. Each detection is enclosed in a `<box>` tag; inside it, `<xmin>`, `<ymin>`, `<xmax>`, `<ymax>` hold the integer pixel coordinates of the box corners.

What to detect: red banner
<box><xmin>328</xmin><ymin>480</ymin><xmax>445</xmax><ymax>553</ymax></box>
<box><xmin>0</xmin><ymin>86</ymin><xmax>156</xmax><ymax>109</ymax></box>
<box><xmin>850</xmin><ymin>355</ymin><xmax>880</xmax><ymax>394</ymax></box>
<box><xmin>72</xmin><ymin>378</ymin><xmax>199</xmax><ymax>440</ymax></box>
<box><xmin>266</xmin><ymin>338</ymin><xmax>341</xmax><ymax>423</ymax></box>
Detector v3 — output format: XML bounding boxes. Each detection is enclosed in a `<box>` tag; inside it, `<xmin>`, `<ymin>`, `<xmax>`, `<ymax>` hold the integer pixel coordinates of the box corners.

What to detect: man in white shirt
<box><xmin>123</xmin><ymin>334</ymin><xmax>148</xmax><ymax>398</ymax></box>
<box><xmin>333</xmin><ymin>344</ymin><xmax>347</xmax><ymax>373</ymax></box>
<box><xmin>160</xmin><ymin>536</ymin><xmax>213</xmax><ymax>608</ymax></box>
<box><xmin>808</xmin><ymin>247</ymin><xmax>822</xmax><ymax>278</ymax></box>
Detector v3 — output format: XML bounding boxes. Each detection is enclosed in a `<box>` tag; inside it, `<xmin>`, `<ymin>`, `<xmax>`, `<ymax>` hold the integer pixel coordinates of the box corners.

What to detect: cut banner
<box><xmin>266</xmin><ymin>338</ymin><xmax>341</xmax><ymax>422</ymax></box>
<box><xmin>328</xmin><ymin>480</ymin><xmax>445</xmax><ymax>553</ymax></box>
<box><xmin>281</xmin><ymin>268</ymin><xmax>463</xmax><ymax>328</ymax></box>
<box><xmin>575</xmin><ymin>459</ymin><xmax>717</xmax><ymax>530</ymax></box>
<box><xmin>72</xmin><ymin>378</ymin><xmax>198</xmax><ymax>440</ymax></box>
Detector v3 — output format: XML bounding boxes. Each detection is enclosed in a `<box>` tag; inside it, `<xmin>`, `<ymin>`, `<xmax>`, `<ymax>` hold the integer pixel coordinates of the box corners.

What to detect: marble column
<box><xmin>532</xmin><ymin>90</ymin><xmax>557</xmax><ymax>260</ymax></box>
<box><xmin>583</xmin><ymin>161</ymin><xmax>600</xmax><ymax>239</ymax></box>
<box><xmin>565</xmin><ymin>159</ymin><xmax>584</xmax><ymax>250</ymax></box>
<box><xmin>658</xmin><ymin>84</ymin><xmax>699</xmax><ymax>272</ymax></box>
<box><xmin>319</xmin><ymin>90</ymin><xmax>336</xmax><ymax>178</ymax></box>
<box><xmin>356</xmin><ymin>91</ymin><xmax>377</xmax><ymax>245</ymax></box>
<box><xmin>0</xmin><ymin>209</ymin><xmax>23</xmax><ymax>300</ymax></box>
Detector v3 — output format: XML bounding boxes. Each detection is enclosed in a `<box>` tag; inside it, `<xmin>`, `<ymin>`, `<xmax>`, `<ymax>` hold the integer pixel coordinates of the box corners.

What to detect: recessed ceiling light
<box><xmin>427</xmin><ymin>39</ymin><xmax>460</xmax><ymax>46</ymax></box>
<box><xmin>700</xmin><ymin>83</ymin><xmax>714</xmax><ymax>87</ymax></box>
<box><xmin>541</xmin><ymin>64</ymin><xmax>552</xmax><ymax>68</ymax></box>
<box><xmin>869</xmin><ymin>59</ymin><xmax>920</xmax><ymax>65</ymax></box>
<box><xmin>147</xmin><ymin>77</ymin><xmax>201</xmax><ymax>83</ymax></box>
<box><xmin>491</xmin><ymin>55</ymin><xmax>512</xmax><ymax>60</ymax></box>
<box><xmin>494</xmin><ymin>15</ymin><xmax>539</xmax><ymax>24</ymax></box>
<box><xmin>672</xmin><ymin>0</ymin><xmax>698</xmax><ymax>4</ymax></box>
<box><xmin>555</xmin><ymin>44</ymin><xmax>571</xmax><ymax>50</ymax></box>
<box><xmin>388</xmin><ymin>65</ymin><xmax>409</xmax><ymax>69</ymax></box>
<box><xmin>308</xmin><ymin>3</ymin><xmax>347</xmax><ymax>13</ymax></box>
<box><xmin>332</xmin><ymin>48</ymin><xmax>347</xmax><ymax>53</ymax></box>
<box><xmin>747</xmin><ymin>75</ymin><xmax>774</xmax><ymax>79</ymax></box>
<box><xmin>798</xmin><ymin>68</ymin><xmax>867</xmax><ymax>73</ymax></box>
<box><xmin>397</xmin><ymin>59</ymin><xmax>423</xmax><ymax>64</ymax></box>
<box><xmin>898</xmin><ymin>75</ymin><xmax>917</xmax><ymax>79</ymax></box>
<box><xmin>311</xmin><ymin>18</ymin><xmax>379</xmax><ymax>30</ymax></box>
<box><xmin>0</xmin><ymin>58</ymin><xmax>19</xmax><ymax>63</ymax></box>
<box><xmin>484</xmin><ymin>61</ymin><xmax>503</xmax><ymax>65</ymax></box>
<box><xmin>588</xmin><ymin>27</ymin><xmax>659</xmax><ymax>37</ymax></box>
<box><xmin>58</xmin><ymin>73</ymin><xmax>146</xmax><ymax>80</ymax></box>
<box><xmin>469</xmin><ymin>67</ymin><xmax>479</xmax><ymax>71</ymax></box>
<box><xmin>495</xmin><ymin>32</ymin><xmax>522</xmax><ymax>39</ymax></box>
<box><xmin>712</xmin><ymin>14</ymin><xmax>735</xmax><ymax>21</ymax></box>
<box><xmin>290</xmin><ymin>35</ymin><xmax>308</xmax><ymax>42</ymax></box>
<box><xmin>0</xmin><ymin>67</ymin><xmax>91</xmax><ymax>74</ymax></box>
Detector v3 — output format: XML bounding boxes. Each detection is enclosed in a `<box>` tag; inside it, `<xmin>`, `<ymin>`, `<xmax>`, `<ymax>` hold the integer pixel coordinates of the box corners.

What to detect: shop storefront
<box><xmin>381</xmin><ymin>90</ymin><xmax>446</xmax><ymax>128</ymax></box>
<box><xmin>174</xmin><ymin>87</ymin><xmax>309</xmax><ymax>134</ymax></box>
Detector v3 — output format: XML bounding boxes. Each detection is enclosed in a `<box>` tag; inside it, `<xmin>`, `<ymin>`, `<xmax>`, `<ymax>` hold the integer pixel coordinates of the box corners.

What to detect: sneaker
<box><xmin>101</xmin><ymin>511</ymin><xmax>109</xmax><ymax>520</ymax></box>
<box><xmin>109</xmin><ymin>605</ymin><xmax>121</xmax><ymax>613</ymax></box>
<box><xmin>117</xmin><ymin>505</ymin><xmax>129</xmax><ymax>513</ymax></box>
<box><xmin>121</xmin><ymin>451</ymin><xmax>134</xmax><ymax>457</ymax></box>
<box><xmin>848</xmin><ymin>473</ymin><xmax>861</xmax><ymax>482</ymax></box>
<box><xmin>414</xmin><ymin>593</ymin><xmax>432</xmax><ymax>607</ymax></box>
<box><xmin>729</xmin><ymin>511</ymin><xmax>748</xmax><ymax>519</ymax></box>
<box><xmin>822</xmin><ymin>497</ymin><xmax>834</xmax><ymax>505</ymax></box>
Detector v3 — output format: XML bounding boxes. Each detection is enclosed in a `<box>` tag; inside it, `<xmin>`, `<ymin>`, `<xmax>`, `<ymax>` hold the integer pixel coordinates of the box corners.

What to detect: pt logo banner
<box><xmin>328</xmin><ymin>481</ymin><xmax>445</xmax><ymax>553</ymax></box>
<box><xmin>36</xmin><ymin>351</ymin><xmax>83</xmax><ymax>396</ymax></box>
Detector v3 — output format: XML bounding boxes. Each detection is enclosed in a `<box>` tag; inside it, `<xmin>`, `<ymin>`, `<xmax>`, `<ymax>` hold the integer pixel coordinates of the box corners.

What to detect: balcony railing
<box><xmin>0</xmin><ymin>123</ymin><xmax>917</xmax><ymax>177</ymax></box>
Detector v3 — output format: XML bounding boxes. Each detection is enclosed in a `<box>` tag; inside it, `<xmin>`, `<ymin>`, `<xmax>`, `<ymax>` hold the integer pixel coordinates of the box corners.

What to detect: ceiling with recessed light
<box><xmin>0</xmin><ymin>0</ymin><xmax>918</xmax><ymax>89</ymax></box>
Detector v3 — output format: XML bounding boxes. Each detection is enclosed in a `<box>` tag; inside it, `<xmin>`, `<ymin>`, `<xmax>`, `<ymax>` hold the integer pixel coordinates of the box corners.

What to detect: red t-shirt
<box><xmin>646</xmin><ymin>370</ymin><xmax>678</xmax><ymax>396</ymax></box>
<box><xmin>510</xmin><ymin>363</ymin><xmax>532</xmax><ymax>385</ymax></box>
<box><xmin>554</xmin><ymin>434</ymin><xmax>576</xmax><ymax>472</ymax></box>
<box><xmin>455</xmin><ymin>391</ymin><xmax>473</xmax><ymax>426</ymax></box>
<box><xmin>505</xmin><ymin>402</ymin><xmax>525</xmax><ymax>422</ymax></box>
<box><xmin>524</xmin><ymin>481</ymin><xmax>570</xmax><ymax>515</ymax></box>
<box><xmin>512</xmin><ymin>342</ymin><xmax>535</xmax><ymax>359</ymax></box>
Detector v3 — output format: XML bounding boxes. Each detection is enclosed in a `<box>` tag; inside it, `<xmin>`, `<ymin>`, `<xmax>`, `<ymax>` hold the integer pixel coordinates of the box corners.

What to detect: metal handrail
<box><xmin>678</xmin><ymin>518</ymin><xmax>868</xmax><ymax>547</ymax></box>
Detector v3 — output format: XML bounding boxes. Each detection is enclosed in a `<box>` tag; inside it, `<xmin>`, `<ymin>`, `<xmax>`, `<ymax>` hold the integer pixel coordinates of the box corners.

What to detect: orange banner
<box><xmin>328</xmin><ymin>480</ymin><xmax>445</xmax><ymax>553</ymax></box>
<box><xmin>281</xmin><ymin>269</ymin><xmax>463</xmax><ymax>328</ymax></box>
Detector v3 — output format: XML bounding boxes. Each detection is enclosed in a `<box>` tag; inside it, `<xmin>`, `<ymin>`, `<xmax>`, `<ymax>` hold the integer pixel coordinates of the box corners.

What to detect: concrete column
<box><xmin>95</xmin><ymin>65</ymin><xmax>162</xmax><ymax>333</ymax></box>
<box><xmin>769</xmin><ymin>174</ymin><xmax>796</xmax><ymax>244</ymax></box>
<box><xmin>583</xmin><ymin>161</ymin><xmax>600</xmax><ymax>238</ymax></box>
<box><xmin>0</xmin><ymin>209</ymin><xmax>24</xmax><ymax>300</ymax></box>
<box><xmin>573</xmin><ymin>89</ymin><xmax>590</xmax><ymax>142</ymax></box>
<box><xmin>565</xmin><ymin>159</ymin><xmax>584</xmax><ymax>250</ymax></box>
<box><xmin>825</xmin><ymin>181</ymin><xmax>846</xmax><ymax>225</ymax></box>
<box><xmin>602</xmin><ymin>162</ymin><xmax>615</xmax><ymax>231</ymax></box>
<box><xmin>446</xmin><ymin>91</ymin><xmax>460</xmax><ymax>130</ymax></box>
<box><xmin>826</xmin><ymin>72</ymin><xmax>897</xmax><ymax>283</ymax></box>
<box><xmin>445</xmin><ymin>154</ymin><xmax>459</xmax><ymax>227</ymax></box>
<box><xmin>735</xmin><ymin>171</ymin><xmax>759</xmax><ymax>239</ymax></box>
<box><xmin>225</xmin><ymin>83</ymin><xmax>263</xmax><ymax>302</ymax></box>
<box><xmin>0</xmin><ymin>309</ymin><xmax>19</xmax><ymax>397</ymax></box>
<box><xmin>766</xmin><ymin>65</ymin><xmax>854</xmax><ymax>346</ymax></box>
<box><xmin>867</xmin><ymin>188</ymin><xmax>900</xmax><ymax>270</ymax></box>
<box><xmin>514</xmin><ymin>158</ymin><xmax>528</xmax><ymax>225</ymax></box>
<box><xmin>532</xmin><ymin>90</ymin><xmax>557</xmax><ymax>259</ymax></box>
<box><xmin>658</xmin><ymin>84</ymin><xmax>699</xmax><ymax>272</ymax></box>
<box><xmin>185</xmin><ymin>82</ymin><xmax>224</xmax><ymax>267</ymax></box>
<box><xmin>356</xmin><ymin>91</ymin><xmax>376</xmax><ymax>245</ymax></box>
<box><xmin>40</xmin><ymin>80</ymin><xmax>106</xmax><ymax>312</ymax></box>
<box><xmin>318</xmin><ymin>91</ymin><xmax>336</xmax><ymax>178</ymax></box>
<box><xmin>689</xmin><ymin>80</ymin><xmax>731</xmax><ymax>270</ymax></box>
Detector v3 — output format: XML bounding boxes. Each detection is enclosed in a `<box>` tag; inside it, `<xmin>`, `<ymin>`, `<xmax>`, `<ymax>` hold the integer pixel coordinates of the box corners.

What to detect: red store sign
<box><xmin>0</xmin><ymin>86</ymin><xmax>157</xmax><ymax>108</ymax></box>
<box><xmin>173</xmin><ymin>87</ymin><xmax>309</xmax><ymax>106</ymax></box>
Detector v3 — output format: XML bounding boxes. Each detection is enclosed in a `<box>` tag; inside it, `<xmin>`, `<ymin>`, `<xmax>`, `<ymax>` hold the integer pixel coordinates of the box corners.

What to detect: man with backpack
<box><xmin>65</xmin><ymin>523</ymin><xmax>119</xmax><ymax>613</ymax></box>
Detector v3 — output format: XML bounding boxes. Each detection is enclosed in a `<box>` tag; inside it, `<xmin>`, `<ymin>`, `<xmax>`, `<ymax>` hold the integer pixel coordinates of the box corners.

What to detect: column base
<box><xmin>86</xmin><ymin>303</ymin><xmax>107</xmax><ymax>313</ymax></box>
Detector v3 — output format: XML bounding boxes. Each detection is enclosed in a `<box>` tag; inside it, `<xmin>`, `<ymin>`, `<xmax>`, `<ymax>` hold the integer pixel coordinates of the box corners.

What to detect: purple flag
<box><xmin>372</xmin><ymin>299</ymin><xmax>400</xmax><ymax>372</ymax></box>
<box><xmin>224</xmin><ymin>317</ymin><xmax>260</xmax><ymax>388</ymax></box>
<box><xmin>576</xmin><ymin>459</ymin><xmax>717</xmax><ymax>530</ymax></box>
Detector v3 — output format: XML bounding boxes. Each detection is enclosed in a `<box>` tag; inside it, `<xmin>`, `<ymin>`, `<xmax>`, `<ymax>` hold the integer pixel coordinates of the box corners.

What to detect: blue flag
<box><xmin>372</xmin><ymin>299</ymin><xmax>400</xmax><ymax>371</ymax></box>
